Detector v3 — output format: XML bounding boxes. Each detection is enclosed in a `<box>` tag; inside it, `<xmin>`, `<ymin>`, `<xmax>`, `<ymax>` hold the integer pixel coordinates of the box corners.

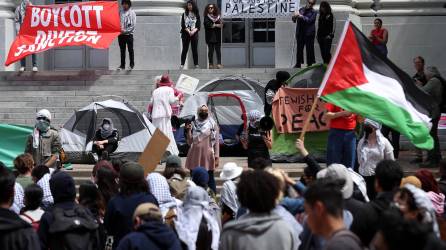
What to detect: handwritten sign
<box><xmin>176</xmin><ymin>74</ymin><xmax>199</xmax><ymax>95</ymax></box>
<box><xmin>272</xmin><ymin>87</ymin><xmax>329</xmax><ymax>133</ymax></box>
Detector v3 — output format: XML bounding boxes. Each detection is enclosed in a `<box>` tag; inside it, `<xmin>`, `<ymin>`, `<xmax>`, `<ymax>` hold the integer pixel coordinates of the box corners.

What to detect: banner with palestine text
<box><xmin>5</xmin><ymin>1</ymin><xmax>121</xmax><ymax>66</ymax></box>
<box><xmin>222</xmin><ymin>0</ymin><xmax>299</xmax><ymax>18</ymax></box>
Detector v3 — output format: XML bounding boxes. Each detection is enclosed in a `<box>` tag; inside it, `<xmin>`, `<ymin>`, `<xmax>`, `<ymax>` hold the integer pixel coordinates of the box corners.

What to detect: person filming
<box><xmin>240</xmin><ymin>110</ymin><xmax>272</xmax><ymax>167</ymax></box>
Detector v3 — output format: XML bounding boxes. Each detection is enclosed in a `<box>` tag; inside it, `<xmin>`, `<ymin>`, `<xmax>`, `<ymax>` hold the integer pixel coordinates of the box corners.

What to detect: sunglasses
<box><xmin>37</xmin><ymin>117</ymin><xmax>50</xmax><ymax>122</ymax></box>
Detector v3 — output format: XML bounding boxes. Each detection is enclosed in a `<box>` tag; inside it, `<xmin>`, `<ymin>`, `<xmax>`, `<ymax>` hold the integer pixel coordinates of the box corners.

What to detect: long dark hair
<box><xmin>185</xmin><ymin>0</ymin><xmax>199</xmax><ymax>16</ymax></box>
<box><xmin>319</xmin><ymin>1</ymin><xmax>332</xmax><ymax>16</ymax></box>
<box><xmin>204</xmin><ymin>4</ymin><xmax>220</xmax><ymax>17</ymax></box>
<box><xmin>96</xmin><ymin>167</ymin><xmax>119</xmax><ymax>204</ymax></box>
<box><xmin>79</xmin><ymin>181</ymin><xmax>105</xmax><ymax>217</ymax></box>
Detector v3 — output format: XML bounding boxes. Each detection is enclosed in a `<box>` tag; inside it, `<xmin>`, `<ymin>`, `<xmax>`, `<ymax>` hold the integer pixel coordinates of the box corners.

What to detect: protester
<box><xmin>240</xmin><ymin>110</ymin><xmax>272</xmax><ymax>167</ymax></box>
<box><xmin>295</xmin><ymin>139</ymin><xmax>322</xmax><ymax>186</ymax></box>
<box><xmin>104</xmin><ymin>162</ymin><xmax>158</xmax><ymax>249</ymax></box>
<box><xmin>92</xmin><ymin>160</ymin><xmax>119</xmax><ymax>205</ymax></box>
<box><xmin>204</xmin><ymin>4</ymin><xmax>223</xmax><ymax>69</ymax></box>
<box><xmin>413</xmin><ymin>56</ymin><xmax>428</xmax><ymax>87</ymax></box>
<box><xmin>394</xmin><ymin>184</ymin><xmax>440</xmax><ymax>237</ymax></box>
<box><xmin>191</xmin><ymin>166</ymin><xmax>217</xmax><ymax>201</ymax></box>
<box><xmin>0</xmin><ymin>167</ymin><xmax>40</xmax><ymax>250</ymax></box>
<box><xmin>149</xmin><ymin>74</ymin><xmax>179</xmax><ymax>156</ymax></box>
<box><xmin>248</xmin><ymin>157</ymin><xmax>273</xmax><ymax>170</ymax></box>
<box><xmin>146</xmin><ymin>173</ymin><xmax>179</xmax><ymax>225</ymax></box>
<box><xmin>324</xmin><ymin>103</ymin><xmax>357</xmax><ymax>168</ymax></box>
<box><xmin>20</xmin><ymin>184</ymin><xmax>44</xmax><ymax>231</ymax></box>
<box><xmin>317</xmin><ymin>1</ymin><xmax>334</xmax><ymax>64</ymax></box>
<box><xmin>221</xmin><ymin>170</ymin><xmax>299</xmax><ymax>250</ymax></box>
<box><xmin>79</xmin><ymin>181</ymin><xmax>107</xmax><ymax>249</ymax></box>
<box><xmin>219</xmin><ymin>162</ymin><xmax>243</xmax><ymax>225</ymax></box>
<box><xmin>15</xmin><ymin>0</ymin><xmax>38</xmax><ymax>72</ymax></box>
<box><xmin>117</xmin><ymin>203</ymin><xmax>182</xmax><ymax>250</ymax></box>
<box><xmin>180</xmin><ymin>0</ymin><xmax>200</xmax><ymax>69</ymax></box>
<box><xmin>39</xmin><ymin>171</ymin><xmax>100</xmax><ymax>249</ymax></box>
<box><xmin>118</xmin><ymin>0</ymin><xmax>136</xmax><ymax>70</ymax></box>
<box><xmin>420</xmin><ymin>66</ymin><xmax>444</xmax><ymax>168</ymax></box>
<box><xmin>303</xmin><ymin>178</ymin><xmax>363</xmax><ymax>250</ymax></box>
<box><xmin>352</xmin><ymin>160</ymin><xmax>403</xmax><ymax>246</ymax></box>
<box><xmin>368</xmin><ymin>18</ymin><xmax>388</xmax><ymax>57</ymax></box>
<box><xmin>25</xmin><ymin>109</ymin><xmax>61</xmax><ymax>168</ymax></box>
<box><xmin>31</xmin><ymin>165</ymin><xmax>53</xmax><ymax>210</ymax></box>
<box><xmin>14</xmin><ymin>153</ymin><xmax>34</xmax><ymax>189</ymax></box>
<box><xmin>415</xmin><ymin>169</ymin><xmax>446</xmax><ymax>238</ymax></box>
<box><xmin>264</xmin><ymin>71</ymin><xmax>290</xmax><ymax>116</ymax></box>
<box><xmin>439</xmin><ymin>160</ymin><xmax>446</xmax><ymax>196</ymax></box>
<box><xmin>93</xmin><ymin>118</ymin><xmax>120</xmax><ymax>161</ymax></box>
<box><xmin>174</xmin><ymin>186</ymin><xmax>220</xmax><ymax>250</ymax></box>
<box><xmin>163</xmin><ymin>155</ymin><xmax>195</xmax><ymax>200</ymax></box>
<box><xmin>357</xmin><ymin>119</ymin><xmax>394</xmax><ymax>199</ymax></box>
<box><xmin>292</xmin><ymin>0</ymin><xmax>317</xmax><ymax>68</ymax></box>
<box><xmin>185</xmin><ymin>105</ymin><xmax>220</xmax><ymax>193</ymax></box>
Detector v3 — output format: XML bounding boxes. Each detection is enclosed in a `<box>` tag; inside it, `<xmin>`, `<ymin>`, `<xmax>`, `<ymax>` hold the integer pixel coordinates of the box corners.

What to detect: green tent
<box><xmin>0</xmin><ymin>124</ymin><xmax>33</xmax><ymax>169</ymax></box>
<box><xmin>270</xmin><ymin>64</ymin><xmax>328</xmax><ymax>162</ymax></box>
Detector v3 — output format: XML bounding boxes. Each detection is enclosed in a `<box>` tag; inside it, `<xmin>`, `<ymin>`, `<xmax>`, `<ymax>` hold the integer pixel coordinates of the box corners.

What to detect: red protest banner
<box><xmin>272</xmin><ymin>87</ymin><xmax>329</xmax><ymax>133</ymax></box>
<box><xmin>5</xmin><ymin>1</ymin><xmax>120</xmax><ymax>66</ymax></box>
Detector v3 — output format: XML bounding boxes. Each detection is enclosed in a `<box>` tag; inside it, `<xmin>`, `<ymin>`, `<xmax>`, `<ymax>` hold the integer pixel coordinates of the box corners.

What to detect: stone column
<box><xmin>0</xmin><ymin>0</ymin><xmax>16</xmax><ymax>71</ymax></box>
<box><xmin>109</xmin><ymin>0</ymin><xmax>187</xmax><ymax>70</ymax></box>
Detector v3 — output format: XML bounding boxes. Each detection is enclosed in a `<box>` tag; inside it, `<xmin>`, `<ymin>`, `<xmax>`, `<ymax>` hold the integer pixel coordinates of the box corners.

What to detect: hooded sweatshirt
<box><xmin>0</xmin><ymin>208</ymin><xmax>40</xmax><ymax>250</ymax></box>
<box><xmin>220</xmin><ymin>213</ymin><xmax>298</xmax><ymax>250</ymax></box>
<box><xmin>116</xmin><ymin>220</ymin><xmax>181</xmax><ymax>250</ymax></box>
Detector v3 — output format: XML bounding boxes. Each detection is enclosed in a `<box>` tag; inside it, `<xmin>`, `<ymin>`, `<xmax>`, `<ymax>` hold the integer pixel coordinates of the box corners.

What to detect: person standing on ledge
<box><xmin>25</xmin><ymin>109</ymin><xmax>61</xmax><ymax>169</ymax></box>
<box><xmin>317</xmin><ymin>1</ymin><xmax>334</xmax><ymax>65</ymax></box>
<box><xmin>368</xmin><ymin>18</ymin><xmax>388</xmax><ymax>57</ymax></box>
<box><xmin>118</xmin><ymin>0</ymin><xmax>136</xmax><ymax>70</ymax></box>
<box><xmin>180</xmin><ymin>0</ymin><xmax>200</xmax><ymax>69</ymax></box>
<box><xmin>292</xmin><ymin>0</ymin><xmax>317</xmax><ymax>68</ymax></box>
<box><xmin>204</xmin><ymin>4</ymin><xmax>223</xmax><ymax>69</ymax></box>
<box><xmin>15</xmin><ymin>0</ymin><xmax>37</xmax><ymax>72</ymax></box>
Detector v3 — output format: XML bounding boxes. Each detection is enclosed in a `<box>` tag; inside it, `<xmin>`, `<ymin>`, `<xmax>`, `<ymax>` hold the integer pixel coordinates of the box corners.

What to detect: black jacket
<box><xmin>116</xmin><ymin>220</ymin><xmax>181</xmax><ymax>250</ymax></box>
<box><xmin>181</xmin><ymin>12</ymin><xmax>200</xmax><ymax>39</ymax></box>
<box><xmin>351</xmin><ymin>191</ymin><xmax>394</xmax><ymax>246</ymax></box>
<box><xmin>317</xmin><ymin>13</ymin><xmax>334</xmax><ymax>39</ymax></box>
<box><xmin>204</xmin><ymin>15</ymin><xmax>222</xmax><ymax>44</ymax></box>
<box><xmin>0</xmin><ymin>208</ymin><xmax>40</xmax><ymax>250</ymax></box>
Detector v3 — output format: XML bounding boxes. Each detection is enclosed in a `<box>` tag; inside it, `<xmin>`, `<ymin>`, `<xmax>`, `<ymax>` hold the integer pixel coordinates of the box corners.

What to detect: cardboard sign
<box><xmin>6</xmin><ymin>1</ymin><xmax>120</xmax><ymax>66</ymax></box>
<box><xmin>272</xmin><ymin>87</ymin><xmax>329</xmax><ymax>133</ymax></box>
<box><xmin>176</xmin><ymin>74</ymin><xmax>199</xmax><ymax>95</ymax></box>
<box><xmin>138</xmin><ymin>128</ymin><xmax>170</xmax><ymax>176</ymax></box>
<box><xmin>222</xmin><ymin>0</ymin><xmax>299</xmax><ymax>18</ymax></box>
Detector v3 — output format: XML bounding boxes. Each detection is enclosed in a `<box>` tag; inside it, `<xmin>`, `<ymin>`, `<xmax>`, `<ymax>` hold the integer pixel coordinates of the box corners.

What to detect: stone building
<box><xmin>0</xmin><ymin>0</ymin><xmax>445</xmax><ymax>74</ymax></box>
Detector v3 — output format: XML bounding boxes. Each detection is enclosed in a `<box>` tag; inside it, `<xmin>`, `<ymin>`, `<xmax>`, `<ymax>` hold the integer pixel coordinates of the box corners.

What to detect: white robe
<box><xmin>150</xmin><ymin>86</ymin><xmax>179</xmax><ymax>155</ymax></box>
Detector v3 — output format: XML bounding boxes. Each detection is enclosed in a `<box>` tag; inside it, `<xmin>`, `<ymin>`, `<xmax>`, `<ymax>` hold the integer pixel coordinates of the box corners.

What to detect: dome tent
<box><xmin>270</xmin><ymin>64</ymin><xmax>329</xmax><ymax>163</ymax></box>
<box><xmin>176</xmin><ymin>75</ymin><xmax>264</xmax><ymax>155</ymax></box>
<box><xmin>60</xmin><ymin>98</ymin><xmax>156</xmax><ymax>163</ymax></box>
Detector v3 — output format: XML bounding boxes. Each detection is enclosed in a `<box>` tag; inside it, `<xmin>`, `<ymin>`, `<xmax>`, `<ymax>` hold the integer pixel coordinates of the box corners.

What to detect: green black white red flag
<box><xmin>318</xmin><ymin>21</ymin><xmax>435</xmax><ymax>150</ymax></box>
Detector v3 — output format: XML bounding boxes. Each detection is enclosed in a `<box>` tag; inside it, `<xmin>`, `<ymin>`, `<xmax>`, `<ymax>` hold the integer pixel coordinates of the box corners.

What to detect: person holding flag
<box><xmin>316</xmin><ymin>20</ymin><xmax>436</xmax><ymax>159</ymax></box>
<box><xmin>15</xmin><ymin>0</ymin><xmax>37</xmax><ymax>72</ymax></box>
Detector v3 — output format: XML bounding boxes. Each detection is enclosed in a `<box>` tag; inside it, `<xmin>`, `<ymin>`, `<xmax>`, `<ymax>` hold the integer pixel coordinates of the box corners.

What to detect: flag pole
<box><xmin>299</xmin><ymin>96</ymin><xmax>319</xmax><ymax>140</ymax></box>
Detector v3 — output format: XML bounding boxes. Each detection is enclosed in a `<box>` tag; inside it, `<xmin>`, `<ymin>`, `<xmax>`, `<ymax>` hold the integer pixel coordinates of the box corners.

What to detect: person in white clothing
<box><xmin>149</xmin><ymin>74</ymin><xmax>179</xmax><ymax>156</ymax></box>
<box><xmin>357</xmin><ymin>119</ymin><xmax>394</xmax><ymax>200</ymax></box>
<box><xmin>20</xmin><ymin>184</ymin><xmax>44</xmax><ymax>230</ymax></box>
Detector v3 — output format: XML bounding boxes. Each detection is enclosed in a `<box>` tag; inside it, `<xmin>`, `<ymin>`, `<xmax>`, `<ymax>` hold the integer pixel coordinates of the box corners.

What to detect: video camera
<box><xmin>171</xmin><ymin>115</ymin><xmax>195</xmax><ymax>129</ymax></box>
<box><xmin>254</xmin><ymin>116</ymin><xmax>275</xmax><ymax>131</ymax></box>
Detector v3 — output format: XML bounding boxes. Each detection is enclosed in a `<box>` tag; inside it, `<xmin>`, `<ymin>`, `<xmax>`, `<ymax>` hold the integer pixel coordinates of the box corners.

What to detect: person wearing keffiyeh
<box><xmin>146</xmin><ymin>173</ymin><xmax>181</xmax><ymax>221</ymax></box>
<box><xmin>93</xmin><ymin>118</ymin><xmax>120</xmax><ymax>161</ymax></box>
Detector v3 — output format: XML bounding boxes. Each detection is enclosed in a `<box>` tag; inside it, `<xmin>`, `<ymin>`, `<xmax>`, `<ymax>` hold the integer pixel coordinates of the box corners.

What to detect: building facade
<box><xmin>0</xmin><ymin>0</ymin><xmax>445</xmax><ymax>74</ymax></box>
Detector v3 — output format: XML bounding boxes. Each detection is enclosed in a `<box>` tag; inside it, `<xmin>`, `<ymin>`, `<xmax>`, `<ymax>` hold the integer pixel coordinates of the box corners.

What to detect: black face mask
<box><xmin>364</xmin><ymin>126</ymin><xmax>373</xmax><ymax>139</ymax></box>
<box><xmin>199</xmin><ymin>112</ymin><xmax>208</xmax><ymax>120</ymax></box>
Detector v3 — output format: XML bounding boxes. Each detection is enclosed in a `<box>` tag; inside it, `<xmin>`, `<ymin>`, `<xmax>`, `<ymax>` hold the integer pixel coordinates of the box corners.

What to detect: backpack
<box><xmin>21</xmin><ymin>213</ymin><xmax>40</xmax><ymax>232</ymax></box>
<box><xmin>48</xmin><ymin>205</ymin><xmax>100</xmax><ymax>250</ymax></box>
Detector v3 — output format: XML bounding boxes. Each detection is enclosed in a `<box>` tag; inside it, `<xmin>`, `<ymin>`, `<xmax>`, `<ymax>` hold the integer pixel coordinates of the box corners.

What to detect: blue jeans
<box><xmin>326</xmin><ymin>128</ymin><xmax>356</xmax><ymax>169</ymax></box>
<box><xmin>20</xmin><ymin>54</ymin><xmax>37</xmax><ymax>67</ymax></box>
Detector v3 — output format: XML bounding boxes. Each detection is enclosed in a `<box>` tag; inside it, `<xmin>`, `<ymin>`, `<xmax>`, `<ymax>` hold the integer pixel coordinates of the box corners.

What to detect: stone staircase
<box><xmin>0</xmin><ymin>69</ymin><xmax>281</xmax><ymax>128</ymax></box>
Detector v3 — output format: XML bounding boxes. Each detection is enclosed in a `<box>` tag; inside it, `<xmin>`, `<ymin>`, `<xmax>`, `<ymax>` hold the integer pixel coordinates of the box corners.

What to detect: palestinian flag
<box><xmin>318</xmin><ymin>21</ymin><xmax>435</xmax><ymax>150</ymax></box>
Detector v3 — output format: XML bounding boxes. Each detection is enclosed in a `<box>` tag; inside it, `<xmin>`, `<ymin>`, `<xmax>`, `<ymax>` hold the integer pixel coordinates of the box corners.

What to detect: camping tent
<box><xmin>60</xmin><ymin>99</ymin><xmax>156</xmax><ymax>163</ymax></box>
<box><xmin>177</xmin><ymin>76</ymin><xmax>264</xmax><ymax>155</ymax></box>
<box><xmin>0</xmin><ymin>124</ymin><xmax>33</xmax><ymax>169</ymax></box>
<box><xmin>270</xmin><ymin>64</ymin><xmax>328</xmax><ymax>162</ymax></box>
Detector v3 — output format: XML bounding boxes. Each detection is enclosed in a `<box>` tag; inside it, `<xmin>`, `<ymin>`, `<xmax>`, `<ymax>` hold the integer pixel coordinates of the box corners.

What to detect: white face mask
<box><xmin>102</xmin><ymin>124</ymin><xmax>111</xmax><ymax>130</ymax></box>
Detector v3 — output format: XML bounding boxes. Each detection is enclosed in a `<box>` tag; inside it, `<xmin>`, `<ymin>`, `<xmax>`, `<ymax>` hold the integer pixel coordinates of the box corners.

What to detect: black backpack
<box><xmin>48</xmin><ymin>205</ymin><xmax>100</xmax><ymax>250</ymax></box>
